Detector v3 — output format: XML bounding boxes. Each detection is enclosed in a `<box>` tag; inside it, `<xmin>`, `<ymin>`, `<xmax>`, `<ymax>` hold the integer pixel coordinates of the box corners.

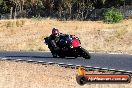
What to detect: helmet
<box><xmin>52</xmin><ymin>28</ymin><xmax>59</xmax><ymax>36</ymax></box>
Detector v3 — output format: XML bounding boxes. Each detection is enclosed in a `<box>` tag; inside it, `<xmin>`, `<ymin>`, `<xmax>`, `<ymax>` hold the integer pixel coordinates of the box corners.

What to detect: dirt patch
<box><xmin>0</xmin><ymin>19</ymin><xmax>132</xmax><ymax>54</ymax></box>
<box><xmin>0</xmin><ymin>60</ymin><xmax>132</xmax><ymax>88</ymax></box>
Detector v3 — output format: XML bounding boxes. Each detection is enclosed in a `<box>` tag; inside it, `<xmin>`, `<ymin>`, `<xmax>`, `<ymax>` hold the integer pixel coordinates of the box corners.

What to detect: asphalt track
<box><xmin>0</xmin><ymin>51</ymin><xmax>132</xmax><ymax>71</ymax></box>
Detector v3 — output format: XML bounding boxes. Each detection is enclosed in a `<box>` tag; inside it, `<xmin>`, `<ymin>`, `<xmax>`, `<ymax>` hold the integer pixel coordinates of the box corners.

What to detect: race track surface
<box><xmin>0</xmin><ymin>51</ymin><xmax>132</xmax><ymax>71</ymax></box>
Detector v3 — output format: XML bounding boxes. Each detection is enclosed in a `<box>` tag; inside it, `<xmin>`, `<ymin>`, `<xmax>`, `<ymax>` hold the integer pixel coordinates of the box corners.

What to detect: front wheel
<box><xmin>50</xmin><ymin>50</ymin><xmax>58</xmax><ymax>58</ymax></box>
<box><xmin>80</xmin><ymin>47</ymin><xmax>91</xmax><ymax>59</ymax></box>
<box><xmin>52</xmin><ymin>53</ymin><xmax>57</xmax><ymax>58</ymax></box>
<box><xmin>58</xmin><ymin>53</ymin><xmax>66</xmax><ymax>58</ymax></box>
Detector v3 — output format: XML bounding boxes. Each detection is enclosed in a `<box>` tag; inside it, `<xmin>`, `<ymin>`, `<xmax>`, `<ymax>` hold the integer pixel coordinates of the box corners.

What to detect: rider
<box><xmin>49</xmin><ymin>28</ymin><xmax>80</xmax><ymax>50</ymax></box>
<box><xmin>49</xmin><ymin>28</ymin><xmax>62</xmax><ymax>51</ymax></box>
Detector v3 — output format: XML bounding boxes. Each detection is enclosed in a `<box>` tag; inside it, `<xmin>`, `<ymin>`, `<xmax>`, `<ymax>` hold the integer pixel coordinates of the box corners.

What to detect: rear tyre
<box><xmin>80</xmin><ymin>48</ymin><xmax>91</xmax><ymax>59</ymax></box>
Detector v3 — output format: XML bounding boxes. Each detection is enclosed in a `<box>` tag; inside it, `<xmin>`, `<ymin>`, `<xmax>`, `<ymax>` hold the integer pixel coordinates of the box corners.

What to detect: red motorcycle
<box><xmin>44</xmin><ymin>34</ymin><xmax>91</xmax><ymax>59</ymax></box>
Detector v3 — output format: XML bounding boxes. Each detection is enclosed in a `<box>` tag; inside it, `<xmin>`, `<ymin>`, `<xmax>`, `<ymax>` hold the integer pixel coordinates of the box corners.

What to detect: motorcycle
<box><xmin>44</xmin><ymin>34</ymin><xmax>91</xmax><ymax>59</ymax></box>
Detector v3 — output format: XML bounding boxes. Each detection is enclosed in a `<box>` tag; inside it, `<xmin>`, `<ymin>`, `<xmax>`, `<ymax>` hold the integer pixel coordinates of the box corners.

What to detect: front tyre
<box><xmin>58</xmin><ymin>54</ymin><xmax>66</xmax><ymax>58</ymax></box>
<box><xmin>80</xmin><ymin>47</ymin><xmax>91</xmax><ymax>59</ymax></box>
<box><xmin>51</xmin><ymin>52</ymin><xmax>58</xmax><ymax>58</ymax></box>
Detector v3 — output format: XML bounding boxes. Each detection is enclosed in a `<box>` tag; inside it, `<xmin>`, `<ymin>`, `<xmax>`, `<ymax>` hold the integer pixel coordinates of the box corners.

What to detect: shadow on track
<box><xmin>5</xmin><ymin>55</ymin><xmax>76</xmax><ymax>59</ymax></box>
<box><xmin>5</xmin><ymin>56</ymin><xmax>52</xmax><ymax>58</ymax></box>
<box><xmin>0</xmin><ymin>51</ymin><xmax>80</xmax><ymax>59</ymax></box>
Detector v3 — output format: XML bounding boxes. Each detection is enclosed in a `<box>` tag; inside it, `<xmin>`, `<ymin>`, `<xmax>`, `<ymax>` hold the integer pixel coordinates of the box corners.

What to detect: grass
<box><xmin>0</xmin><ymin>18</ymin><xmax>132</xmax><ymax>54</ymax></box>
